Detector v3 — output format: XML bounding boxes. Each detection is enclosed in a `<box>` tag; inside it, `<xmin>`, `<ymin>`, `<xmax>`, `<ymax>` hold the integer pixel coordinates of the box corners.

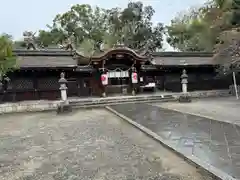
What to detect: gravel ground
<box><xmin>0</xmin><ymin>109</ymin><xmax>214</xmax><ymax>180</ymax></box>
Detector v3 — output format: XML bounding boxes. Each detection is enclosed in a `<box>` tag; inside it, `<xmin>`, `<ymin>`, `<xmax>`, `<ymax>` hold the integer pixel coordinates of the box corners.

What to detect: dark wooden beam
<box><xmin>152</xmin><ymin>52</ymin><xmax>213</xmax><ymax>57</ymax></box>
<box><xmin>13</xmin><ymin>49</ymin><xmax>74</xmax><ymax>56</ymax></box>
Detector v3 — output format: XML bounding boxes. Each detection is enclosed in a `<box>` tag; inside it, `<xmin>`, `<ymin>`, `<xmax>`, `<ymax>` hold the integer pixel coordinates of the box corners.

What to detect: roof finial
<box><xmin>61</xmin><ymin>35</ymin><xmax>75</xmax><ymax>51</ymax></box>
<box><xmin>23</xmin><ymin>31</ymin><xmax>37</xmax><ymax>50</ymax></box>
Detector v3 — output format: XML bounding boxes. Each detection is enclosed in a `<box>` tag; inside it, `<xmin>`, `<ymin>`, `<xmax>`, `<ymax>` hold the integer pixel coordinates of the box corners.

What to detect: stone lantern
<box><xmin>57</xmin><ymin>72</ymin><xmax>72</xmax><ymax>114</ymax></box>
<box><xmin>4</xmin><ymin>77</ymin><xmax>10</xmax><ymax>91</ymax></box>
<box><xmin>58</xmin><ymin>72</ymin><xmax>68</xmax><ymax>103</ymax></box>
<box><xmin>179</xmin><ymin>69</ymin><xmax>191</xmax><ymax>103</ymax></box>
<box><xmin>181</xmin><ymin>69</ymin><xmax>188</xmax><ymax>93</ymax></box>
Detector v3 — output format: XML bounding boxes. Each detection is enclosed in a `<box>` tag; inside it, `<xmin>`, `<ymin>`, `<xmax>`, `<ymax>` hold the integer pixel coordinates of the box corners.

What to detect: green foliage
<box><xmin>0</xmin><ymin>35</ymin><xmax>17</xmax><ymax>79</ymax></box>
<box><xmin>166</xmin><ymin>6</ymin><xmax>217</xmax><ymax>52</ymax></box>
<box><xmin>37</xmin><ymin>29</ymin><xmax>66</xmax><ymax>47</ymax></box>
<box><xmin>165</xmin><ymin>0</ymin><xmax>240</xmax><ymax>74</ymax></box>
<box><xmin>34</xmin><ymin>1</ymin><xmax>164</xmax><ymax>52</ymax></box>
<box><xmin>13</xmin><ymin>41</ymin><xmax>26</xmax><ymax>49</ymax></box>
<box><xmin>76</xmin><ymin>38</ymin><xmax>95</xmax><ymax>57</ymax></box>
<box><xmin>166</xmin><ymin>0</ymin><xmax>240</xmax><ymax>52</ymax></box>
<box><xmin>231</xmin><ymin>0</ymin><xmax>240</xmax><ymax>25</ymax></box>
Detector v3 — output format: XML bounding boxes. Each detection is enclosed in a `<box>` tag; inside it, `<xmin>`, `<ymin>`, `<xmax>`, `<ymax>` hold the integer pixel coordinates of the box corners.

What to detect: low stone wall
<box><xmin>0</xmin><ymin>101</ymin><xmax>59</xmax><ymax>114</ymax></box>
<box><xmin>189</xmin><ymin>89</ymin><xmax>231</xmax><ymax>98</ymax></box>
<box><xmin>229</xmin><ymin>84</ymin><xmax>240</xmax><ymax>95</ymax></box>
<box><xmin>0</xmin><ymin>90</ymin><xmax>232</xmax><ymax>114</ymax></box>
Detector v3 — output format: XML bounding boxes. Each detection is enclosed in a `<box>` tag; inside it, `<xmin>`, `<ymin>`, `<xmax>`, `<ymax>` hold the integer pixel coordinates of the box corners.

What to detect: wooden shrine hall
<box><xmin>0</xmin><ymin>45</ymin><xmax>234</xmax><ymax>102</ymax></box>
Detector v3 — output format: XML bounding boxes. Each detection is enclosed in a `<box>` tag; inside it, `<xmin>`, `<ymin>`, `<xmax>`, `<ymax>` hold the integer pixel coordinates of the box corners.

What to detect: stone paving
<box><xmin>109</xmin><ymin>102</ymin><xmax>240</xmax><ymax>179</ymax></box>
<box><xmin>154</xmin><ymin>97</ymin><xmax>240</xmax><ymax>125</ymax></box>
<box><xmin>0</xmin><ymin>109</ymin><xmax>213</xmax><ymax>180</ymax></box>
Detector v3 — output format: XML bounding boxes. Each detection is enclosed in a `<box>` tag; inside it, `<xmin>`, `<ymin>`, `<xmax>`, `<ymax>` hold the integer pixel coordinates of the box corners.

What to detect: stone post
<box><xmin>179</xmin><ymin>69</ymin><xmax>191</xmax><ymax>103</ymax></box>
<box><xmin>181</xmin><ymin>69</ymin><xmax>188</xmax><ymax>93</ymax></box>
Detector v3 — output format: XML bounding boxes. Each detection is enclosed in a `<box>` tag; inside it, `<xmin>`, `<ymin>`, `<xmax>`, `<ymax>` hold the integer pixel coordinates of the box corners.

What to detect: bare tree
<box><xmin>213</xmin><ymin>28</ymin><xmax>240</xmax><ymax>75</ymax></box>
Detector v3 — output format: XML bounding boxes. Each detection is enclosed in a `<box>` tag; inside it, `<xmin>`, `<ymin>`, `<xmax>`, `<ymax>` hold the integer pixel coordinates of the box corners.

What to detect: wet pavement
<box><xmin>109</xmin><ymin>103</ymin><xmax>240</xmax><ymax>179</ymax></box>
<box><xmin>0</xmin><ymin>109</ymin><xmax>213</xmax><ymax>180</ymax></box>
<box><xmin>154</xmin><ymin>97</ymin><xmax>240</xmax><ymax>125</ymax></box>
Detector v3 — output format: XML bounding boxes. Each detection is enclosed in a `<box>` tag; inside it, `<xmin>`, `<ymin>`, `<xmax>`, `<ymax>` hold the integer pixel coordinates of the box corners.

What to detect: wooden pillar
<box><xmin>163</xmin><ymin>73</ymin><xmax>166</xmax><ymax>91</ymax></box>
<box><xmin>131</xmin><ymin>66</ymin><xmax>138</xmax><ymax>95</ymax></box>
<box><xmin>32</xmin><ymin>70</ymin><xmax>38</xmax><ymax>100</ymax></box>
<box><xmin>101</xmin><ymin>60</ymin><xmax>107</xmax><ymax>97</ymax></box>
<box><xmin>101</xmin><ymin>70</ymin><xmax>107</xmax><ymax>97</ymax></box>
<box><xmin>77</xmin><ymin>77</ymin><xmax>82</xmax><ymax>97</ymax></box>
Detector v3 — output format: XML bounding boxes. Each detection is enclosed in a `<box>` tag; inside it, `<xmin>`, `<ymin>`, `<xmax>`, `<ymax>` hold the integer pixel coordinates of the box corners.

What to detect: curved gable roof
<box><xmin>75</xmin><ymin>46</ymin><xmax>148</xmax><ymax>62</ymax></box>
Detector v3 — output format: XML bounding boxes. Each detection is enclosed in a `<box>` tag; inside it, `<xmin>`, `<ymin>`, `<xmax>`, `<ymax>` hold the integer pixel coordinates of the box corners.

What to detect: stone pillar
<box><xmin>58</xmin><ymin>72</ymin><xmax>68</xmax><ymax>104</ymax></box>
<box><xmin>179</xmin><ymin>69</ymin><xmax>191</xmax><ymax>103</ymax></box>
<box><xmin>182</xmin><ymin>83</ymin><xmax>187</xmax><ymax>93</ymax></box>
<box><xmin>181</xmin><ymin>69</ymin><xmax>188</xmax><ymax>93</ymax></box>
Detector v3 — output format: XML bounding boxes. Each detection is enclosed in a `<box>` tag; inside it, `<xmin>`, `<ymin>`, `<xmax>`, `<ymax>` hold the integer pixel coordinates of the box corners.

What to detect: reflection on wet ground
<box><xmin>110</xmin><ymin>103</ymin><xmax>240</xmax><ymax>179</ymax></box>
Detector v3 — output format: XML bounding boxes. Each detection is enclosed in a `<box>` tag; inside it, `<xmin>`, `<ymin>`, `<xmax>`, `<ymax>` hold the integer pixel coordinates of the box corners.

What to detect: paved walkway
<box><xmin>154</xmin><ymin>97</ymin><xmax>240</xmax><ymax>125</ymax></box>
<box><xmin>109</xmin><ymin>103</ymin><xmax>240</xmax><ymax>179</ymax></box>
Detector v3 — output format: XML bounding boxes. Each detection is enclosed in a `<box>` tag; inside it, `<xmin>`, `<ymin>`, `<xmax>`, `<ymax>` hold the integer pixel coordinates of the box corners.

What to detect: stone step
<box><xmin>70</xmin><ymin>94</ymin><xmax>176</xmax><ymax>107</ymax></box>
<box><xmin>0</xmin><ymin>90</ymin><xmax>231</xmax><ymax>114</ymax></box>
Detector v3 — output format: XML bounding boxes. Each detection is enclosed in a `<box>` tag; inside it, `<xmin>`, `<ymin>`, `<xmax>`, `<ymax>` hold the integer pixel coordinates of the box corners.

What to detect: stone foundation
<box><xmin>0</xmin><ymin>90</ymin><xmax>232</xmax><ymax>114</ymax></box>
<box><xmin>178</xmin><ymin>93</ymin><xmax>192</xmax><ymax>103</ymax></box>
<box><xmin>57</xmin><ymin>102</ymin><xmax>72</xmax><ymax>114</ymax></box>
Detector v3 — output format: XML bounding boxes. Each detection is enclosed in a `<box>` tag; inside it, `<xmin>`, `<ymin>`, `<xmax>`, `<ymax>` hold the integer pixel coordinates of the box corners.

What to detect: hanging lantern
<box><xmin>101</xmin><ymin>73</ymin><xmax>108</xmax><ymax>85</ymax></box>
<box><xmin>131</xmin><ymin>72</ymin><xmax>138</xmax><ymax>84</ymax></box>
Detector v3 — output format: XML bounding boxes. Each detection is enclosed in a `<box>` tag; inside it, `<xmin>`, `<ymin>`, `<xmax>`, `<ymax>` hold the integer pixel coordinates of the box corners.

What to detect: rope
<box><xmin>99</xmin><ymin>64</ymin><xmax>135</xmax><ymax>72</ymax></box>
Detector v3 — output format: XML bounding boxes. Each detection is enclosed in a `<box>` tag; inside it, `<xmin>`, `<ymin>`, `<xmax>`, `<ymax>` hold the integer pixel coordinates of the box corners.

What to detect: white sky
<box><xmin>0</xmin><ymin>0</ymin><xmax>206</xmax><ymax>50</ymax></box>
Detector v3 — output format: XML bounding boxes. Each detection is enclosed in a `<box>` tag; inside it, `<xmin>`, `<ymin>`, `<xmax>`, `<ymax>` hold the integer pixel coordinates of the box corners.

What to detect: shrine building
<box><xmin>0</xmin><ymin>46</ymin><xmax>234</xmax><ymax>102</ymax></box>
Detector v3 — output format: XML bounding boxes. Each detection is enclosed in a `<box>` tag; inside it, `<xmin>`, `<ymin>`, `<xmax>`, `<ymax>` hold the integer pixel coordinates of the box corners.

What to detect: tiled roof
<box><xmin>13</xmin><ymin>49</ymin><xmax>216</xmax><ymax>67</ymax></box>
<box><xmin>13</xmin><ymin>49</ymin><xmax>74</xmax><ymax>56</ymax></box>
<box><xmin>152</xmin><ymin>51</ymin><xmax>213</xmax><ymax>57</ymax></box>
<box><xmin>154</xmin><ymin>56</ymin><xmax>216</xmax><ymax>65</ymax></box>
<box><xmin>14</xmin><ymin>49</ymin><xmax>77</xmax><ymax>68</ymax></box>
<box><xmin>17</xmin><ymin>56</ymin><xmax>77</xmax><ymax>67</ymax></box>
